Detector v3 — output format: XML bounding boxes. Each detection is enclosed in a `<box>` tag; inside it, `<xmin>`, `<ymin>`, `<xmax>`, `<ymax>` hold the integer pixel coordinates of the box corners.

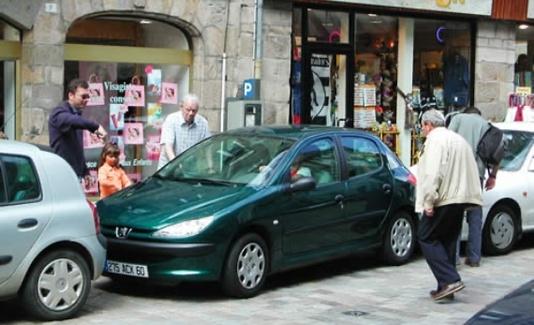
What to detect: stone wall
<box><xmin>475</xmin><ymin>21</ymin><xmax>516</xmax><ymax>122</ymax></box>
<box><xmin>18</xmin><ymin>0</ymin><xmax>292</xmax><ymax>144</ymax></box>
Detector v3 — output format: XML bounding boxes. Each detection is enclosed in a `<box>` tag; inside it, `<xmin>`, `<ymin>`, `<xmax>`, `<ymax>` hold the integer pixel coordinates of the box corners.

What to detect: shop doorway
<box><xmin>302</xmin><ymin>48</ymin><xmax>353</xmax><ymax>127</ymax></box>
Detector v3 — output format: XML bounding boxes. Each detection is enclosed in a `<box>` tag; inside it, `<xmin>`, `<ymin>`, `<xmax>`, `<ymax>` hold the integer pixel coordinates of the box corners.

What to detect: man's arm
<box><xmin>160</xmin><ymin>115</ymin><xmax>176</xmax><ymax>160</ymax></box>
<box><xmin>164</xmin><ymin>143</ymin><xmax>176</xmax><ymax>161</ymax></box>
<box><xmin>51</xmin><ymin>108</ymin><xmax>100</xmax><ymax>133</ymax></box>
<box><xmin>485</xmin><ymin>164</ymin><xmax>499</xmax><ymax>190</ymax></box>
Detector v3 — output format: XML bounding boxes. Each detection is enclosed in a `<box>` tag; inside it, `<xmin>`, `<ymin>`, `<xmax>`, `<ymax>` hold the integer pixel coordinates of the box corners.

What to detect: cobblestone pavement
<box><xmin>2</xmin><ymin>234</ymin><xmax>534</xmax><ymax>324</ymax></box>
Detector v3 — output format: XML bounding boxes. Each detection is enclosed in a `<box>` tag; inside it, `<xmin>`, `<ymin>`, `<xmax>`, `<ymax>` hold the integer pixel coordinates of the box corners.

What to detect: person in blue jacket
<box><xmin>49</xmin><ymin>78</ymin><xmax>107</xmax><ymax>181</ymax></box>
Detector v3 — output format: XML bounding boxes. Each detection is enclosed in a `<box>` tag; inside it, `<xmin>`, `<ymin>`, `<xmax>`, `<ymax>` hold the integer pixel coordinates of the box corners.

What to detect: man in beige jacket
<box><xmin>416</xmin><ymin>109</ymin><xmax>482</xmax><ymax>302</ymax></box>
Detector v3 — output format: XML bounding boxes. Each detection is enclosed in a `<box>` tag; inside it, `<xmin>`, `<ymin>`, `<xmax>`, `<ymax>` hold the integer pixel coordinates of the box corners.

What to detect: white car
<box><xmin>0</xmin><ymin>141</ymin><xmax>106</xmax><ymax>320</ymax></box>
<box><xmin>476</xmin><ymin>122</ymin><xmax>534</xmax><ymax>255</ymax></box>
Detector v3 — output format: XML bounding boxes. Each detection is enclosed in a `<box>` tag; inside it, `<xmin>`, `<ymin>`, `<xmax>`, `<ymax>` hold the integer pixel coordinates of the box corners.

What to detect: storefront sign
<box><xmin>329</xmin><ymin>0</ymin><xmax>491</xmax><ymax>16</ymax></box>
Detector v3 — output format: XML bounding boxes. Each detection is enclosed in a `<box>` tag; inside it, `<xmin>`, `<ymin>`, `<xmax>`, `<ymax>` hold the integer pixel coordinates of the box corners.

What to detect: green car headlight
<box><xmin>153</xmin><ymin>216</ymin><xmax>214</xmax><ymax>238</ymax></box>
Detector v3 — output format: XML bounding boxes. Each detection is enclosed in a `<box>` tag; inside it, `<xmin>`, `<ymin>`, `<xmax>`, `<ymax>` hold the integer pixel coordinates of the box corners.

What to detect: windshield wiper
<box><xmin>178</xmin><ymin>177</ymin><xmax>236</xmax><ymax>186</ymax></box>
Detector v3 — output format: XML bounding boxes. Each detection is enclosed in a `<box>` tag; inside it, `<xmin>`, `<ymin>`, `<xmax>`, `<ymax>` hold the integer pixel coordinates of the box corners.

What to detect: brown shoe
<box><xmin>465</xmin><ymin>259</ymin><xmax>480</xmax><ymax>267</ymax></box>
<box><xmin>430</xmin><ymin>290</ymin><xmax>454</xmax><ymax>300</ymax></box>
<box><xmin>432</xmin><ymin>281</ymin><xmax>465</xmax><ymax>301</ymax></box>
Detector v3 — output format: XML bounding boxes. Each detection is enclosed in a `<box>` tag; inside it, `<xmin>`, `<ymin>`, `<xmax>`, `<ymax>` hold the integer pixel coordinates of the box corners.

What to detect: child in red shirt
<box><xmin>98</xmin><ymin>142</ymin><xmax>132</xmax><ymax>199</ymax></box>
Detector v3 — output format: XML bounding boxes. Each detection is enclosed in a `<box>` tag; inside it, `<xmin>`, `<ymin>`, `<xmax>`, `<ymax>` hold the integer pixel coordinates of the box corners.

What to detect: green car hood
<box><xmin>97</xmin><ymin>177</ymin><xmax>255</xmax><ymax>230</ymax></box>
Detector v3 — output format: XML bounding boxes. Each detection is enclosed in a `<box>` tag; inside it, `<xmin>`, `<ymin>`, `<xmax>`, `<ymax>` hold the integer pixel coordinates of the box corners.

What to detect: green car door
<box><xmin>340</xmin><ymin>136</ymin><xmax>394</xmax><ymax>243</ymax></box>
<box><xmin>278</xmin><ymin>138</ymin><xmax>348</xmax><ymax>256</ymax></box>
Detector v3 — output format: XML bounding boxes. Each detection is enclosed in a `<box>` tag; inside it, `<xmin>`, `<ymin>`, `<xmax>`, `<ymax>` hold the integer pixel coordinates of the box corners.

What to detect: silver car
<box><xmin>0</xmin><ymin>140</ymin><xmax>106</xmax><ymax>320</ymax></box>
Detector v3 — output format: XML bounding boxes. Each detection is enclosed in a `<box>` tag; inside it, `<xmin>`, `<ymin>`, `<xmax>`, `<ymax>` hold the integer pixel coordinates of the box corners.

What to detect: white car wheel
<box><xmin>21</xmin><ymin>250</ymin><xmax>91</xmax><ymax>321</ymax></box>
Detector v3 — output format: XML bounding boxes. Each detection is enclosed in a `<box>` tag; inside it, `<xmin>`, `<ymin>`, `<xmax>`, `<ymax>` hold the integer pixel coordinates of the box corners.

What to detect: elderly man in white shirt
<box><xmin>158</xmin><ymin>94</ymin><xmax>211</xmax><ymax>169</ymax></box>
<box><xmin>416</xmin><ymin>109</ymin><xmax>482</xmax><ymax>302</ymax></box>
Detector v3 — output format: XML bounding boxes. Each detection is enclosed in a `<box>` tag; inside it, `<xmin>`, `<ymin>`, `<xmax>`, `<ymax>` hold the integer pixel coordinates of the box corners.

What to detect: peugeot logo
<box><xmin>115</xmin><ymin>227</ymin><xmax>132</xmax><ymax>239</ymax></box>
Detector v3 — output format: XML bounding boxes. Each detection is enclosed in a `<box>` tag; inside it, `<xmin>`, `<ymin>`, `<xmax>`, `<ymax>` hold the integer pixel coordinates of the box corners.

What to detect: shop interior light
<box><xmin>368</xmin><ymin>13</ymin><xmax>377</xmax><ymax>17</ymax></box>
<box><xmin>519</xmin><ymin>24</ymin><xmax>529</xmax><ymax>30</ymax></box>
<box><xmin>140</xmin><ymin>19</ymin><xmax>152</xmax><ymax>24</ymax></box>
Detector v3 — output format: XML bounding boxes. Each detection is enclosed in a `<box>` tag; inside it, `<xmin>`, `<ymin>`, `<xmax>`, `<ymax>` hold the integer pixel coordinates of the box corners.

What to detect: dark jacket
<box><xmin>48</xmin><ymin>101</ymin><xmax>99</xmax><ymax>177</ymax></box>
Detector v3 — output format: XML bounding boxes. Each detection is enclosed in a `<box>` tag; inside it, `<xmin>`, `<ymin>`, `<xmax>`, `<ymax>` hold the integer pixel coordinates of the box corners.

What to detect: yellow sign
<box><xmin>436</xmin><ymin>0</ymin><xmax>465</xmax><ymax>8</ymax></box>
<box><xmin>516</xmin><ymin>86</ymin><xmax>532</xmax><ymax>95</ymax></box>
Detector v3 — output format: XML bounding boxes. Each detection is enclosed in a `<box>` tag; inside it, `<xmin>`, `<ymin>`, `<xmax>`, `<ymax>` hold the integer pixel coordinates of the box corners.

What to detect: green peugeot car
<box><xmin>97</xmin><ymin>126</ymin><xmax>416</xmax><ymax>297</ymax></box>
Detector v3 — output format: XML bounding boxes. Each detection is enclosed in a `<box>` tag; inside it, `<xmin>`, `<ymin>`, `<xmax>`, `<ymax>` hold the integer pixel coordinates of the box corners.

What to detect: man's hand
<box><xmin>94</xmin><ymin>125</ymin><xmax>107</xmax><ymax>139</ymax></box>
<box><xmin>485</xmin><ymin>176</ymin><xmax>496</xmax><ymax>191</ymax></box>
<box><xmin>424</xmin><ymin>207</ymin><xmax>434</xmax><ymax>217</ymax></box>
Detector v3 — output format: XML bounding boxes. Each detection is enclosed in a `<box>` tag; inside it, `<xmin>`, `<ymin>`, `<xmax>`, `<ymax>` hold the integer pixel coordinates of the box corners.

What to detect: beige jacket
<box><xmin>415</xmin><ymin>127</ymin><xmax>482</xmax><ymax>213</ymax></box>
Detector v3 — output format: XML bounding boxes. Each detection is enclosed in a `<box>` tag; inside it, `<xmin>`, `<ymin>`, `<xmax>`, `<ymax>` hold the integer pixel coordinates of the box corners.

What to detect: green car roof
<box><xmin>225</xmin><ymin>125</ymin><xmax>370</xmax><ymax>140</ymax></box>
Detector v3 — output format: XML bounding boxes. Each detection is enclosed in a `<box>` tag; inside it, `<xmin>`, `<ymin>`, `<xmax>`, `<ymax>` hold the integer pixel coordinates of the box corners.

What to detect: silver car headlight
<box><xmin>153</xmin><ymin>216</ymin><xmax>214</xmax><ymax>238</ymax></box>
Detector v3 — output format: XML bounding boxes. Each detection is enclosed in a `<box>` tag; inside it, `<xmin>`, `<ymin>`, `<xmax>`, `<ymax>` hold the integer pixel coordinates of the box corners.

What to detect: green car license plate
<box><xmin>106</xmin><ymin>260</ymin><xmax>149</xmax><ymax>278</ymax></box>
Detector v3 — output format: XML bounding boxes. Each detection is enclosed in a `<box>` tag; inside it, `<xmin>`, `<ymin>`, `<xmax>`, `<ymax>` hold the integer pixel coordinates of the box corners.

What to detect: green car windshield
<box><xmin>156</xmin><ymin>134</ymin><xmax>295</xmax><ymax>186</ymax></box>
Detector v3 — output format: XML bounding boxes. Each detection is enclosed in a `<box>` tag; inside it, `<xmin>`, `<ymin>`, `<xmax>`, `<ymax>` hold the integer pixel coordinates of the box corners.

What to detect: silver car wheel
<box><xmin>390</xmin><ymin>217</ymin><xmax>413</xmax><ymax>257</ymax></box>
<box><xmin>236</xmin><ymin>242</ymin><xmax>265</xmax><ymax>290</ymax></box>
<box><xmin>490</xmin><ymin>211</ymin><xmax>515</xmax><ymax>249</ymax></box>
<box><xmin>37</xmin><ymin>258</ymin><xmax>84</xmax><ymax>311</ymax></box>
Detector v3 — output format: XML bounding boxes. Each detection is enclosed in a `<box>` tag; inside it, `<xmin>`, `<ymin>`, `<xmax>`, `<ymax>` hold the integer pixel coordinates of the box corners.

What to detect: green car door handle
<box><xmin>382</xmin><ymin>184</ymin><xmax>392</xmax><ymax>195</ymax></box>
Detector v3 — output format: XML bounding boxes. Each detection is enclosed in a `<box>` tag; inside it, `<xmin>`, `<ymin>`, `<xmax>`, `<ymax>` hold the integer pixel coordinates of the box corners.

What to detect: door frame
<box><xmin>299</xmin><ymin>7</ymin><xmax>355</xmax><ymax>127</ymax></box>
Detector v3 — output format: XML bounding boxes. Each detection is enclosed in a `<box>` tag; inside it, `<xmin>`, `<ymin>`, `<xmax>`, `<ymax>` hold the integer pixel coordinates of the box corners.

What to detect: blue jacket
<box><xmin>48</xmin><ymin>101</ymin><xmax>99</xmax><ymax>177</ymax></box>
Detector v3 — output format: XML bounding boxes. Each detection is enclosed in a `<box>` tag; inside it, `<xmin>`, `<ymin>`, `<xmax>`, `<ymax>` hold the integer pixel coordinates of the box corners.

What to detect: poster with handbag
<box><xmin>124</xmin><ymin>122</ymin><xmax>144</xmax><ymax>145</ymax></box>
<box><xmin>161</xmin><ymin>82</ymin><xmax>178</xmax><ymax>104</ymax></box>
<box><xmin>87</xmin><ymin>83</ymin><xmax>105</xmax><ymax>106</ymax></box>
<box><xmin>124</xmin><ymin>85</ymin><xmax>145</xmax><ymax>107</ymax></box>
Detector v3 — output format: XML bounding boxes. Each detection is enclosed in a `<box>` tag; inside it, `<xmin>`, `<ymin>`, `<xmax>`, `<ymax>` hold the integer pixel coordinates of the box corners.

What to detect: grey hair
<box><xmin>421</xmin><ymin>109</ymin><xmax>446</xmax><ymax>127</ymax></box>
<box><xmin>182</xmin><ymin>93</ymin><xmax>200</xmax><ymax>106</ymax></box>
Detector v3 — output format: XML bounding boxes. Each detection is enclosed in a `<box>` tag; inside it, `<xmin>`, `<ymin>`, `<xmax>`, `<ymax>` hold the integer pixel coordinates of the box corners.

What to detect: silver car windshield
<box><xmin>156</xmin><ymin>134</ymin><xmax>295</xmax><ymax>186</ymax></box>
<box><xmin>500</xmin><ymin>130</ymin><xmax>534</xmax><ymax>171</ymax></box>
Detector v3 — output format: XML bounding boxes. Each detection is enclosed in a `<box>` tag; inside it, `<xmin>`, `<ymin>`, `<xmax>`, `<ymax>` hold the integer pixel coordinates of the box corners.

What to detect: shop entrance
<box><xmin>301</xmin><ymin>48</ymin><xmax>353</xmax><ymax>127</ymax></box>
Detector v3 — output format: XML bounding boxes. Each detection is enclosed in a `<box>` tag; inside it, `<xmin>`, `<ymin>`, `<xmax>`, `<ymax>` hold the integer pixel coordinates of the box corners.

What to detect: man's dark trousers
<box><xmin>418</xmin><ymin>204</ymin><xmax>467</xmax><ymax>290</ymax></box>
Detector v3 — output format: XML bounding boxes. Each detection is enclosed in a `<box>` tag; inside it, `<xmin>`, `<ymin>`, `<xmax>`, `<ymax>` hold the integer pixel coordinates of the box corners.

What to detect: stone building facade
<box><xmin>14</xmin><ymin>0</ymin><xmax>292</xmax><ymax>144</ymax></box>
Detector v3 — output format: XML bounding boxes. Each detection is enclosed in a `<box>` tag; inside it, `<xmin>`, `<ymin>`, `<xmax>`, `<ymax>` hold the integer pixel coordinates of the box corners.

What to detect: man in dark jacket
<box><xmin>49</xmin><ymin>79</ymin><xmax>107</xmax><ymax>180</ymax></box>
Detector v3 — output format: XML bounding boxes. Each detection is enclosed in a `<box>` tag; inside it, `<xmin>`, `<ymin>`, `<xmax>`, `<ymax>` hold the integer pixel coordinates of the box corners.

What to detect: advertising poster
<box><xmin>124</xmin><ymin>122</ymin><xmax>144</xmax><ymax>145</ymax></box>
<box><xmin>83</xmin><ymin>130</ymin><xmax>105</xmax><ymax>149</ymax></box>
<box><xmin>147</xmin><ymin>69</ymin><xmax>162</xmax><ymax>97</ymax></box>
<box><xmin>147</xmin><ymin>102</ymin><xmax>162</xmax><ymax>127</ymax></box>
<box><xmin>161</xmin><ymin>82</ymin><xmax>178</xmax><ymax>104</ymax></box>
<box><xmin>109</xmin><ymin>104</ymin><xmax>126</xmax><ymax>131</ymax></box>
<box><xmin>310</xmin><ymin>54</ymin><xmax>330</xmax><ymax>119</ymax></box>
<box><xmin>87</xmin><ymin>83</ymin><xmax>105</xmax><ymax>106</ymax></box>
<box><xmin>145</xmin><ymin>135</ymin><xmax>161</xmax><ymax>161</ymax></box>
<box><xmin>83</xmin><ymin>170</ymin><xmax>98</xmax><ymax>194</ymax></box>
<box><xmin>81</xmin><ymin>62</ymin><xmax>117</xmax><ymax>83</ymax></box>
<box><xmin>124</xmin><ymin>85</ymin><xmax>145</xmax><ymax>107</ymax></box>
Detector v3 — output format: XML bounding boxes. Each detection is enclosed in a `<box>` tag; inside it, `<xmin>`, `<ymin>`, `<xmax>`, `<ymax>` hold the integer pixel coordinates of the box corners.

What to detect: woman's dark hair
<box><xmin>98</xmin><ymin>142</ymin><xmax>121</xmax><ymax>169</ymax></box>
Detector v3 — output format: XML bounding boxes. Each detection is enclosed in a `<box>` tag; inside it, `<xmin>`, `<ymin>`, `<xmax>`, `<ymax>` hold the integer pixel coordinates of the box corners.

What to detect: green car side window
<box><xmin>341</xmin><ymin>136</ymin><xmax>382</xmax><ymax>178</ymax></box>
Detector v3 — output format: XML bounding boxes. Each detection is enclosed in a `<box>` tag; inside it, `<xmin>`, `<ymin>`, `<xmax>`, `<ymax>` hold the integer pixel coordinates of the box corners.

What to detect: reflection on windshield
<box><xmin>500</xmin><ymin>131</ymin><xmax>534</xmax><ymax>171</ymax></box>
<box><xmin>156</xmin><ymin>134</ymin><xmax>295</xmax><ymax>186</ymax></box>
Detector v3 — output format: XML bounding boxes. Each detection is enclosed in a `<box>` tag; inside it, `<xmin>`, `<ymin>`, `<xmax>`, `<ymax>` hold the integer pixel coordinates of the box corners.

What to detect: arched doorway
<box><xmin>64</xmin><ymin>15</ymin><xmax>192</xmax><ymax>196</ymax></box>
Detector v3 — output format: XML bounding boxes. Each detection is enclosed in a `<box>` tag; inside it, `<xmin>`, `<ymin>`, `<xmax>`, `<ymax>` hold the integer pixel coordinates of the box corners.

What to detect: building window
<box><xmin>64</xmin><ymin>17</ymin><xmax>192</xmax><ymax>195</ymax></box>
<box><xmin>412</xmin><ymin>18</ymin><xmax>472</xmax><ymax>113</ymax></box>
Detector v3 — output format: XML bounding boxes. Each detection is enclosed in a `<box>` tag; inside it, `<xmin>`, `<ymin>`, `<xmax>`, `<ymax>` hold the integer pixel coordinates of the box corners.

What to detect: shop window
<box><xmin>65</xmin><ymin>17</ymin><xmax>191</xmax><ymax>195</ymax></box>
<box><xmin>514</xmin><ymin>24</ymin><xmax>534</xmax><ymax>92</ymax></box>
<box><xmin>353</xmin><ymin>14</ymin><xmax>398</xmax><ymax>126</ymax></box>
<box><xmin>307</xmin><ymin>9</ymin><xmax>349</xmax><ymax>43</ymax></box>
<box><xmin>412</xmin><ymin>19</ymin><xmax>472</xmax><ymax>113</ymax></box>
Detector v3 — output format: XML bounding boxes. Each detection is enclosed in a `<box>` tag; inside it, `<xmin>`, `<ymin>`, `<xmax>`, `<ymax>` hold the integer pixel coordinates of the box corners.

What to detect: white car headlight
<box><xmin>153</xmin><ymin>216</ymin><xmax>214</xmax><ymax>238</ymax></box>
